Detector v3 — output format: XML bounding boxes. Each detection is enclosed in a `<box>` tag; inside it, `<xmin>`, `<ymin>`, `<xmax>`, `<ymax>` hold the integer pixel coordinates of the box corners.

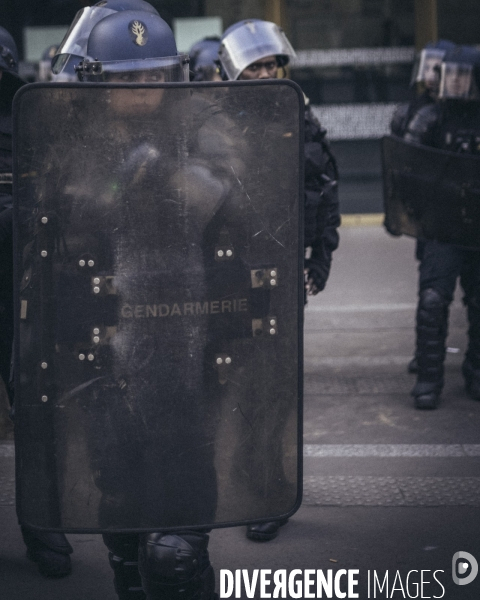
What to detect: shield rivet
<box><xmin>41</xmin><ymin>395</ymin><xmax>48</xmax><ymax>403</ymax></box>
<box><xmin>93</xmin><ymin>277</ymin><xmax>100</xmax><ymax>285</ymax></box>
<box><xmin>41</xmin><ymin>362</ymin><xmax>48</xmax><ymax>369</ymax></box>
<box><xmin>270</xmin><ymin>270</ymin><xmax>276</xmax><ymax>277</ymax></box>
<box><xmin>93</xmin><ymin>336</ymin><xmax>100</xmax><ymax>344</ymax></box>
<box><xmin>93</xmin><ymin>287</ymin><xmax>100</xmax><ymax>294</ymax></box>
<box><xmin>87</xmin><ymin>354</ymin><xmax>95</xmax><ymax>361</ymax></box>
<box><xmin>225</xmin><ymin>357</ymin><xmax>232</xmax><ymax>364</ymax></box>
<box><xmin>79</xmin><ymin>259</ymin><xmax>86</xmax><ymax>267</ymax></box>
<box><xmin>93</xmin><ymin>328</ymin><xmax>100</xmax><ymax>335</ymax></box>
<box><xmin>216</xmin><ymin>357</ymin><xmax>223</xmax><ymax>365</ymax></box>
<box><xmin>270</xmin><ymin>319</ymin><xmax>276</xmax><ymax>326</ymax></box>
<box><xmin>270</xmin><ymin>328</ymin><xmax>276</xmax><ymax>335</ymax></box>
<box><xmin>41</xmin><ymin>250</ymin><xmax>48</xmax><ymax>257</ymax></box>
<box><xmin>79</xmin><ymin>353</ymin><xmax>86</xmax><ymax>361</ymax></box>
<box><xmin>88</xmin><ymin>260</ymin><xmax>95</xmax><ymax>267</ymax></box>
<box><xmin>217</xmin><ymin>250</ymin><xmax>224</xmax><ymax>257</ymax></box>
<box><xmin>270</xmin><ymin>279</ymin><xmax>276</xmax><ymax>286</ymax></box>
<box><xmin>226</xmin><ymin>250</ymin><xmax>233</xmax><ymax>257</ymax></box>
<box><xmin>41</xmin><ymin>216</ymin><xmax>48</xmax><ymax>224</ymax></box>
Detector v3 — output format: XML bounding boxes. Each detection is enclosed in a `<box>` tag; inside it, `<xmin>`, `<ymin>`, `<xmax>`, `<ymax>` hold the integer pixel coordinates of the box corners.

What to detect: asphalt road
<box><xmin>1</xmin><ymin>224</ymin><xmax>480</xmax><ymax>599</ymax></box>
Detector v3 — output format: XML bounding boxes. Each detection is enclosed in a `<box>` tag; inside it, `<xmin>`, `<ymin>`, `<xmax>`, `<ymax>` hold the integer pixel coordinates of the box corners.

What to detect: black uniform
<box><xmin>405</xmin><ymin>100</ymin><xmax>480</xmax><ymax>404</ymax></box>
<box><xmin>303</xmin><ymin>102</ymin><xmax>340</xmax><ymax>297</ymax></box>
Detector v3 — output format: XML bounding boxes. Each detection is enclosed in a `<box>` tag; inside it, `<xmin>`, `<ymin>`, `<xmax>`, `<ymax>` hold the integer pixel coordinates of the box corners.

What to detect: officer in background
<box><xmin>389</xmin><ymin>39</ymin><xmax>455</xmax><ymax>374</ymax></box>
<box><xmin>0</xmin><ymin>25</ymin><xmax>74</xmax><ymax>578</ymax></box>
<box><xmin>217</xmin><ymin>19</ymin><xmax>340</xmax><ymax>541</ymax></box>
<box><xmin>188</xmin><ymin>37</ymin><xmax>222</xmax><ymax>82</ymax></box>
<box><xmin>402</xmin><ymin>45</ymin><xmax>480</xmax><ymax>409</ymax></box>
<box><xmin>391</xmin><ymin>40</ymin><xmax>455</xmax><ymax>138</ymax></box>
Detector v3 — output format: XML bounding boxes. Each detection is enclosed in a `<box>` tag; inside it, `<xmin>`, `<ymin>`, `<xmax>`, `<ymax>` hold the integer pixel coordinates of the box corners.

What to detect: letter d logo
<box><xmin>452</xmin><ymin>551</ymin><xmax>478</xmax><ymax>585</ymax></box>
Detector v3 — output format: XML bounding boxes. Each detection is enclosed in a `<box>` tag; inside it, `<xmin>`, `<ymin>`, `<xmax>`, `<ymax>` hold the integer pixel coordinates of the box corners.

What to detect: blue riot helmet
<box><xmin>52</xmin><ymin>0</ymin><xmax>160</xmax><ymax>75</ymax></box>
<box><xmin>411</xmin><ymin>40</ymin><xmax>456</xmax><ymax>92</ymax></box>
<box><xmin>218</xmin><ymin>19</ymin><xmax>295</xmax><ymax>81</ymax></box>
<box><xmin>37</xmin><ymin>45</ymin><xmax>58</xmax><ymax>81</ymax></box>
<box><xmin>188</xmin><ymin>36</ymin><xmax>221</xmax><ymax>81</ymax></box>
<box><xmin>439</xmin><ymin>45</ymin><xmax>480</xmax><ymax>100</ymax></box>
<box><xmin>0</xmin><ymin>26</ymin><xmax>24</xmax><ymax>100</ymax></box>
<box><xmin>77</xmin><ymin>11</ymin><xmax>189</xmax><ymax>83</ymax></box>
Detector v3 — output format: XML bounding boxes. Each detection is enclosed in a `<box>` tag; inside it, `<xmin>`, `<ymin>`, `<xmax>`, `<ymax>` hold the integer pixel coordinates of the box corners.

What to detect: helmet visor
<box><xmin>439</xmin><ymin>62</ymin><xmax>477</xmax><ymax>99</ymax></box>
<box><xmin>79</xmin><ymin>55</ymin><xmax>190</xmax><ymax>83</ymax></box>
<box><xmin>52</xmin><ymin>6</ymin><xmax>117</xmax><ymax>74</ymax></box>
<box><xmin>411</xmin><ymin>48</ymin><xmax>445</xmax><ymax>88</ymax></box>
<box><xmin>219</xmin><ymin>21</ymin><xmax>295</xmax><ymax>80</ymax></box>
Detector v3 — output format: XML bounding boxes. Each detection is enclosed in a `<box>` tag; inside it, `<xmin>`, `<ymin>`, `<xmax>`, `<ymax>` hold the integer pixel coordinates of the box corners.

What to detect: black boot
<box><xmin>411</xmin><ymin>288</ymin><xmax>448</xmax><ymax>410</ymax></box>
<box><xmin>21</xmin><ymin>526</ymin><xmax>73</xmax><ymax>578</ymax></box>
<box><xmin>411</xmin><ymin>381</ymin><xmax>441</xmax><ymax>409</ymax></box>
<box><xmin>246</xmin><ymin>518</ymin><xmax>289</xmax><ymax>542</ymax></box>
<box><xmin>103</xmin><ymin>533</ymin><xmax>146</xmax><ymax>600</ymax></box>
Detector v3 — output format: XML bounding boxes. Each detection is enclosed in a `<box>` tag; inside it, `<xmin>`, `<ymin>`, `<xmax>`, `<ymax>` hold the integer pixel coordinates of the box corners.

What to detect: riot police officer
<box><xmin>73</xmin><ymin>10</ymin><xmax>218</xmax><ymax>600</ymax></box>
<box><xmin>188</xmin><ymin>37</ymin><xmax>222</xmax><ymax>82</ymax></box>
<box><xmin>389</xmin><ymin>40</ymin><xmax>455</xmax><ymax>373</ymax></box>
<box><xmin>403</xmin><ymin>45</ymin><xmax>480</xmax><ymax>409</ymax></box>
<box><xmin>391</xmin><ymin>40</ymin><xmax>455</xmax><ymax>138</ymax></box>
<box><xmin>51</xmin><ymin>0</ymin><xmax>161</xmax><ymax>77</ymax></box>
<box><xmin>218</xmin><ymin>19</ymin><xmax>340</xmax><ymax>300</ymax></box>
<box><xmin>0</xmin><ymin>25</ymin><xmax>74</xmax><ymax>578</ymax></box>
<box><xmin>217</xmin><ymin>19</ymin><xmax>340</xmax><ymax>541</ymax></box>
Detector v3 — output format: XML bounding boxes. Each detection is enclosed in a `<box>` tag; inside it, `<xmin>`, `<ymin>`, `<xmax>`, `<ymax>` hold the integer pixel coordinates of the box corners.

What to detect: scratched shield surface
<box><xmin>13</xmin><ymin>81</ymin><xmax>303</xmax><ymax>531</ymax></box>
<box><xmin>382</xmin><ymin>135</ymin><xmax>480</xmax><ymax>249</ymax></box>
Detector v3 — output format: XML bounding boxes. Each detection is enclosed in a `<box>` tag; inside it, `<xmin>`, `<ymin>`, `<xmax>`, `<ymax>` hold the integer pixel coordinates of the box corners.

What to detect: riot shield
<box><xmin>382</xmin><ymin>135</ymin><xmax>480</xmax><ymax>249</ymax></box>
<box><xmin>13</xmin><ymin>80</ymin><xmax>304</xmax><ymax>532</ymax></box>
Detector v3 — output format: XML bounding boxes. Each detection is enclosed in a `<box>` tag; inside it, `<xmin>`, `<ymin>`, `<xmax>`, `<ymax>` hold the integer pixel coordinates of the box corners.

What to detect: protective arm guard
<box><xmin>303</xmin><ymin>105</ymin><xmax>340</xmax><ymax>293</ymax></box>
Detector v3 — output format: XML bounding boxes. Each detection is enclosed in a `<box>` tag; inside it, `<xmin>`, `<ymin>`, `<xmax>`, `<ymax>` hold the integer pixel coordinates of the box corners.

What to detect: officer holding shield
<box><xmin>72</xmin><ymin>12</ymin><xmax>220</xmax><ymax>599</ymax></box>
<box><xmin>14</xmin><ymin>0</ymin><xmax>304</xmax><ymax>594</ymax></box>
<box><xmin>388</xmin><ymin>40</ymin><xmax>455</xmax><ymax>374</ymax></box>
<box><xmin>390</xmin><ymin>40</ymin><xmax>455</xmax><ymax>139</ymax></box>
<box><xmin>400</xmin><ymin>46</ymin><xmax>480</xmax><ymax>408</ymax></box>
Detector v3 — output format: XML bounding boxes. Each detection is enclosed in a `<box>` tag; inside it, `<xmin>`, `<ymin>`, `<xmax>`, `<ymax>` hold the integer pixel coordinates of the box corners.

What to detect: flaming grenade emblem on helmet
<box><xmin>130</xmin><ymin>20</ymin><xmax>147</xmax><ymax>46</ymax></box>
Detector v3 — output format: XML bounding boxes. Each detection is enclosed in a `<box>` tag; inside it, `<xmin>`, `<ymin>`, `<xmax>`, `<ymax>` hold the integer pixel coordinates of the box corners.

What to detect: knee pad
<box><xmin>418</xmin><ymin>288</ymin><xmax>448</xmax><ymax>329</ymax></box>
<box><xmin>139</xmin><ymin>532</ymin><xmax>214</xmax><ymax>600</ymax></box>
<box><xmin>419</xmin><ymin>288</ymin><xmax>446</xmax><ymax>311</ymax></box>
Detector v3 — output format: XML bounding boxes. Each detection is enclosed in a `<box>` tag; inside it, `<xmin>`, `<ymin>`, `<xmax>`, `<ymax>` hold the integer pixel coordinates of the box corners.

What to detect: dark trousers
<box><xmin>419</xmin><ymin>240</ymin><xmax>480</xmax><ymax>303</ymax></box>
<box><xmin>416</xmin><ymin>240</ymin><xmax>480</xmax><ymax>383</ymax></box>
